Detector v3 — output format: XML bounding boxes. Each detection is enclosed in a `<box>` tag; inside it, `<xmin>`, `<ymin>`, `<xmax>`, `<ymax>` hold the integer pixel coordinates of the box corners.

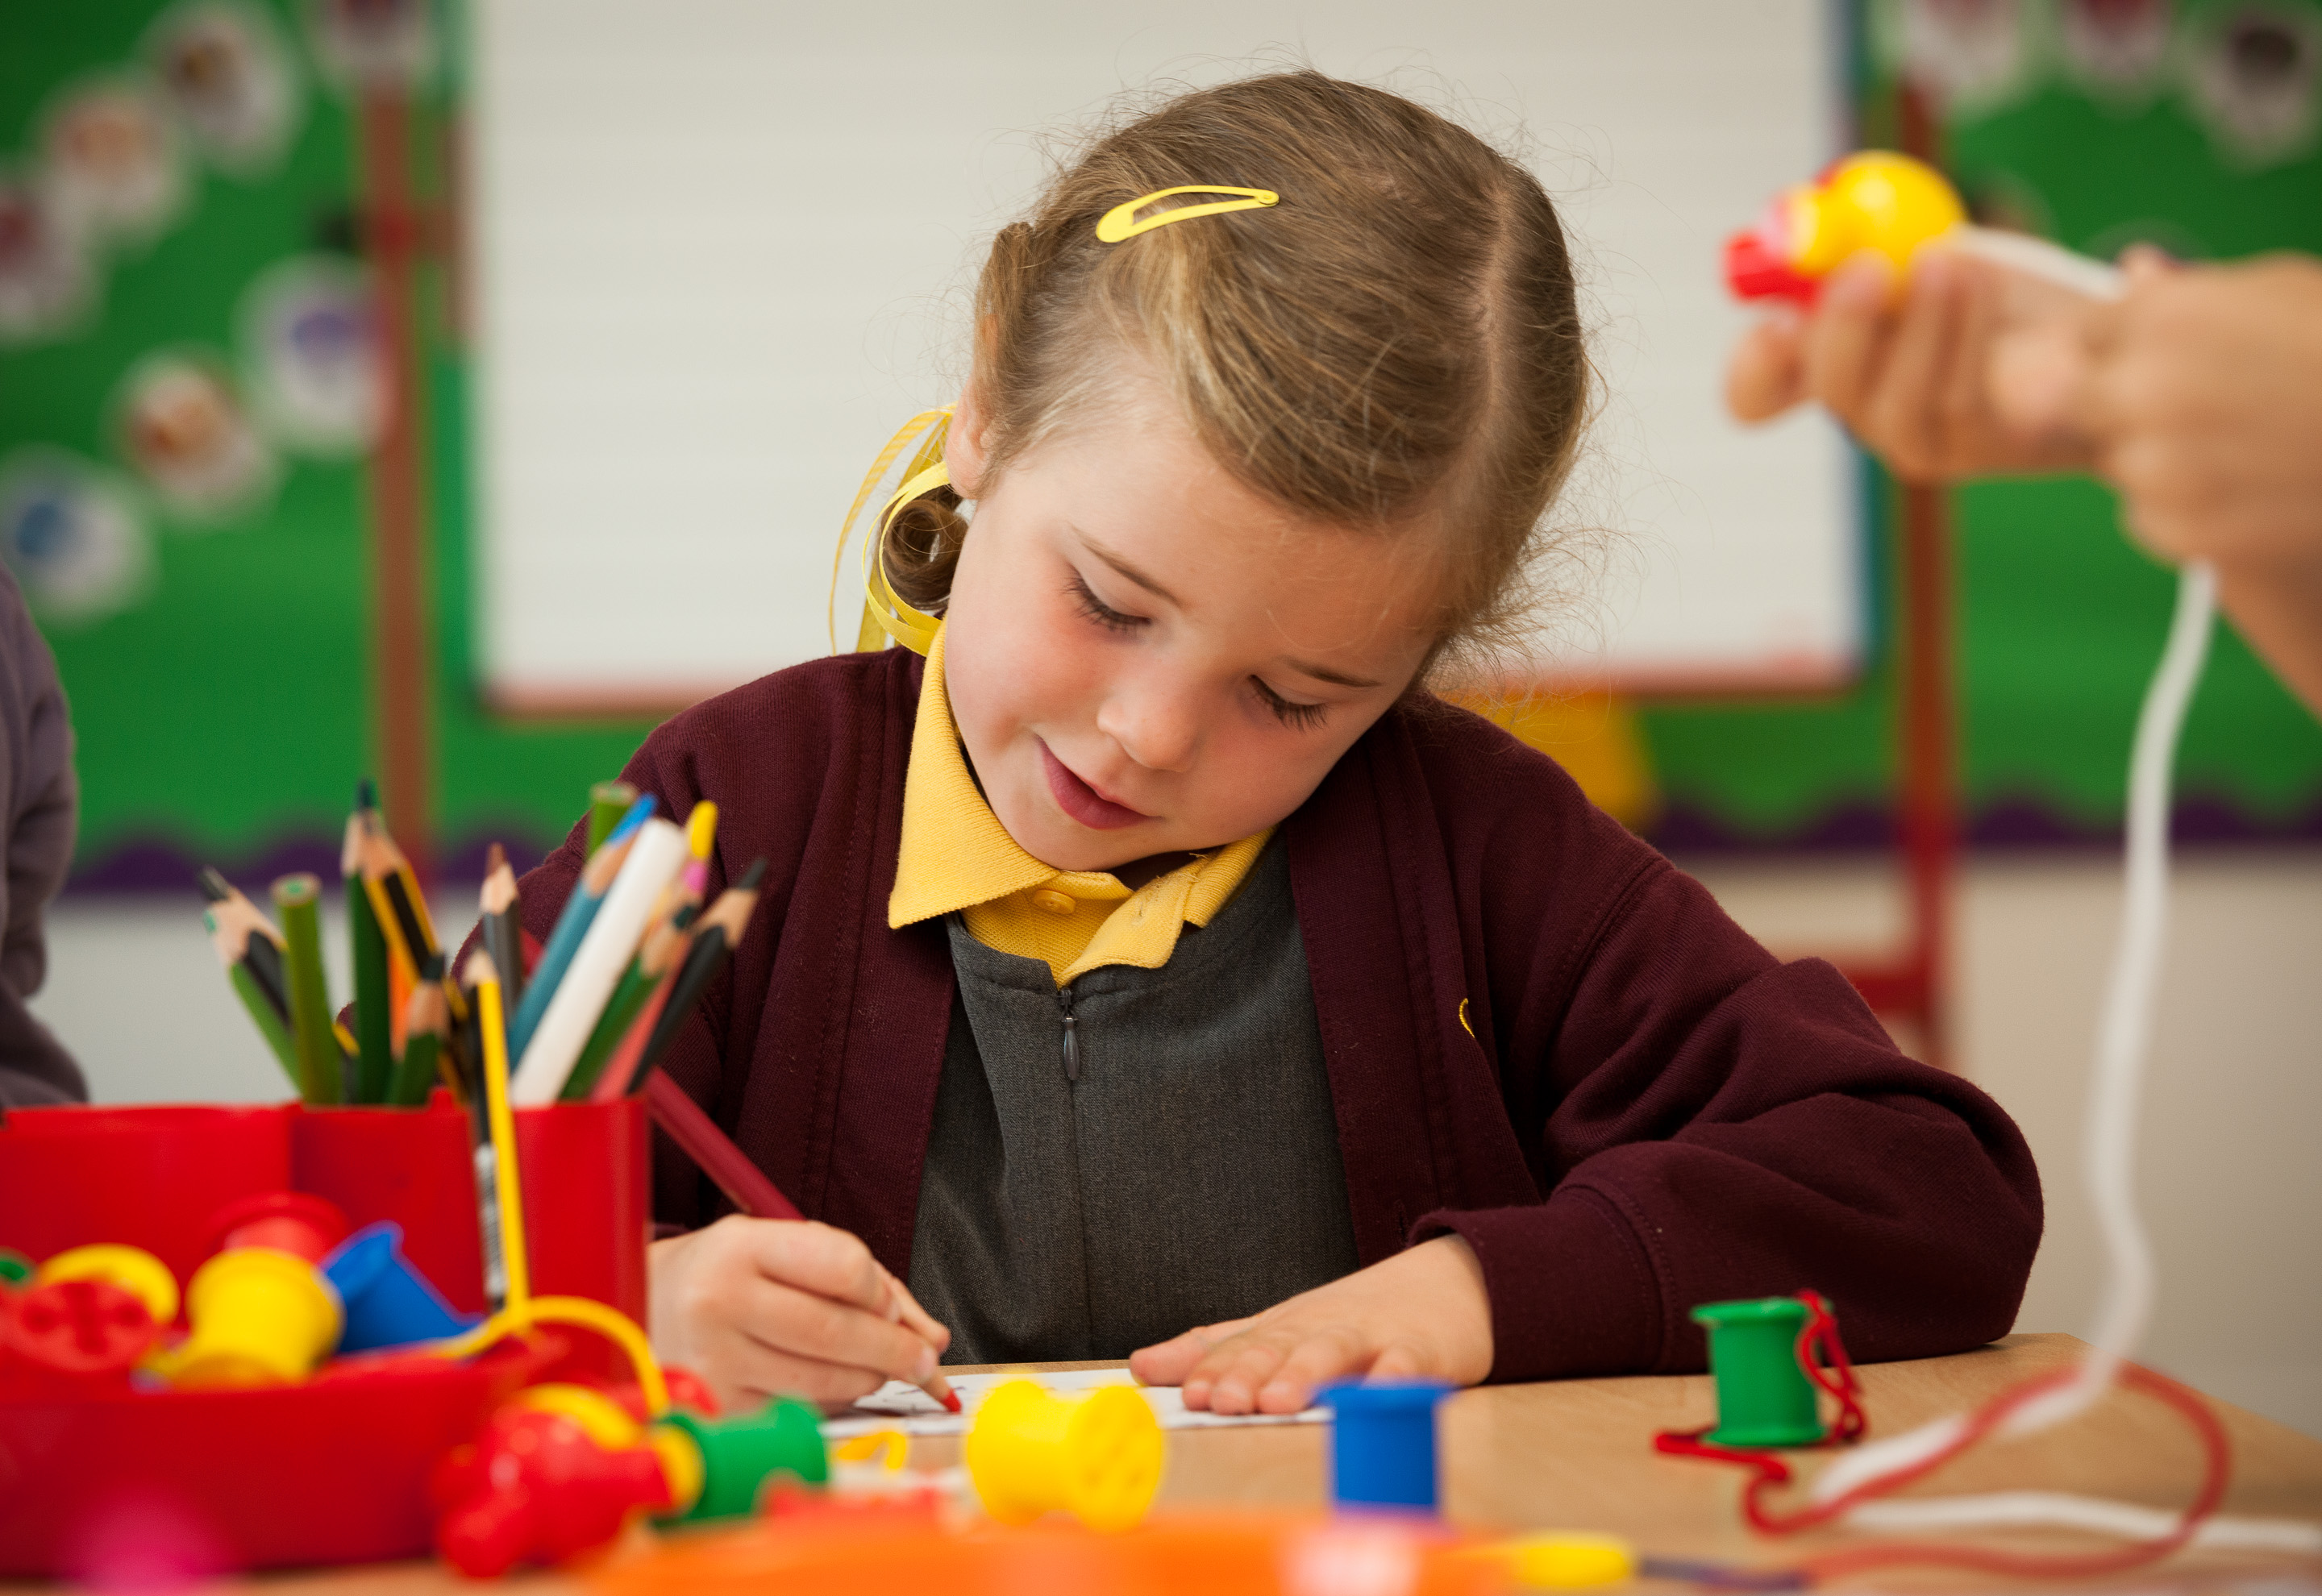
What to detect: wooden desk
<box><xmin>37</xmin><ymin>1334</ymin><xmax>2322</xmax><ymax>1594</ymax></box>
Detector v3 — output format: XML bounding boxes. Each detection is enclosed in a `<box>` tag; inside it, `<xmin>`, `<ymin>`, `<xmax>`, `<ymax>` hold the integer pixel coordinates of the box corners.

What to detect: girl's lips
<box><xmin>1038</xmin><ymin>739</ymin><xmax>1152</xmax><ymax>831</ymax></box>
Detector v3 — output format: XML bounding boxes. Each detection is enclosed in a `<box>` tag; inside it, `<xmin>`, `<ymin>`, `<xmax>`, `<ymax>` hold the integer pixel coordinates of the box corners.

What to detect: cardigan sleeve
<box><xmin>1403</xmin><ymin>717</ymin><xmax>2042</xmax><ymax>1381</ymax></box>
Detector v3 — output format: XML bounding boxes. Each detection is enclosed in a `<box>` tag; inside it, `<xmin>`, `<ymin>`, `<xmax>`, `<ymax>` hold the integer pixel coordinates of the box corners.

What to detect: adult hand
<box><xmin>1726</xmin><ymin>247</ymin><xmax>2097</xmax><ymax>481</ymax></box>
<box><xmin>648</xmin><ymin>1214</ymin><xmax>951</xmax><ymax>1412</ymax></box>
<box><xmin>1126</xmin><ymin>1234</ymin><xmax>1493</xmax><ymax>1415</ymax></box>
<box><xmin>2021</xmin><ymin>251</ymin><xmax>2322</xmax><ymax>571</ymax></box>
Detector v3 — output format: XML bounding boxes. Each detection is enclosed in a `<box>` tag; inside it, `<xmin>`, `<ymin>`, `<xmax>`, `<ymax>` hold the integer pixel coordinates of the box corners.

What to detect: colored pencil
<box><xmin>388</xmin><ymin>970</ymin><xmax>447</xmax><ymax>1108</ymax></box>
<box><xmin>207</xmin><ymin>904</ymin><xmax>299</xmax><ymax>1089</ymax></box>
<box><xmin>467</xmin><ymin>950</ymin><xmax>529</xmax><ymax>1315</ymax></box>
<box><xmin>506</xmin><ymin>795</ymin><xmax>653</xmax><ymax>1065</ymax></box>
<box><xmin>345</xmin><ymin>811</ymin><xmax>393</xmax><ymax>1103</ymax></box>
<box><xmin>481</xmin><ymin>842</ymin><xmax>524</xmax><ymax>1009</ymax></box>
<box><xmin>586</xmin><ymin>781</ymin><xmax>638</xmax><ymax>855</ymax></box>
<box><xmin>558</xmin><ymin>865</ymin><xmax>704</xmax><ymax>1101</ymax></box>
<box><xmin>272</xmin><ymin>874</ymin><xmax>342</xmax><ymax>1105</ymax></box>
<box><xmin>200</xmin><ymin>867</ymin><xmax>291</xmax><ymax>1018</ymax></box>
<box><xmin>684</xmin><ymin>800</ymin><xmax>718</xmax><ymax>863</ymax></box>
<box><xmin>632</xmin><ymin>859</ymin><xmax>768</xmax><ymax>1082</ymax></box>
<box><xmin>510</xmin><ymin>816</ymin><xmax>689</xmax><ymax>1106</ymax></box>
<box><xmin>587</xmin><ymin>962</ymin><xmax>680</xmax><ymax>1102</ymax></box>
<box><xmin>641</xmin><ymin>1071</ymin><xmax>958</xmax><ymax>1415</ymax></box>
<box><xmin>356</xmin><ymin>778</ymin><xmax>440</xmax><ymax>964</ymax></box>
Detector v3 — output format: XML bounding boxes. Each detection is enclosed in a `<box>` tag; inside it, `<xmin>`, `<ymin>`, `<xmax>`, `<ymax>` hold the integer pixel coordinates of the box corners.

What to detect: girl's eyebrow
<box><xmin>1077</xmin><ymin>533</ymin><xmax>1182</xmax><ymax>606</ymax></box>
<box><xmin>1289</xmin><ymin>659</ymin><xmax>1382</xmax><ymax>690</ymax></box>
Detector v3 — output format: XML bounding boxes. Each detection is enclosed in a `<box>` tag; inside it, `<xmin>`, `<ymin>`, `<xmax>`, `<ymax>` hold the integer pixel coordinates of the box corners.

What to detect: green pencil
<box><xmin>387</xmin><ymin>967</ymin><xmax>448</xmax><ymax>1108</ymax></box>
<box><xmin>208</xmin><ymin>907</ymin><xmax>301</xmax><ymax>1091</ymax></box>
<box><xmin>346</xmin><ymin>812</ymin><xmax>393</xmax><ymax>1103</ymax></box>
<box><xmin>273</xmin><ymin>873</ymin><xmax>343</xmax><ymax>1105</ymax></box>
<box><xmin>559</xmin><ymin>958</ymin><xmax>656</xmax><ymax>1101</ymax></box>
<box><xmin>585</xmin><ymin>781</ymin><xmax>637</xmax><ymax>855</ymax></box>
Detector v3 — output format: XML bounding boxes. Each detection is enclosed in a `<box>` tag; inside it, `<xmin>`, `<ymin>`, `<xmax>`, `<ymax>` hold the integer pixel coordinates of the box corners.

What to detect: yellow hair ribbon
<box><xmin>830</xmin><ymin>408</ymin><xmax>954</xmax><ymax>655</ymax></box>
<box><xmin>1095</xmin><ymin>185</ymin><xmax>1278</xmax><ymax>243</ymax></box>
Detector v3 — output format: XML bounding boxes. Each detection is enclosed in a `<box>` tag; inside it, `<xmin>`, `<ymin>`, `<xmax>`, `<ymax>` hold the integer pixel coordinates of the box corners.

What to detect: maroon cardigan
<box><xmin>507</xmin><ymin>647</ymin><xmax>2040</xmax><ymax>1381</ymax></box>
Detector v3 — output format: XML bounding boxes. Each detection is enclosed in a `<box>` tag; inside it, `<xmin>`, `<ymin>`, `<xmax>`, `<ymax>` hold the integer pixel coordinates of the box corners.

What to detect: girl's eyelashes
<box><xmin>1252</xmin><ymin>676</ymin><xmax>1329</xmax><ymax>730</ymax></box>
<box><xmin>1067</xmin><ymin>573</ymin><xmax>1143</xmax><ymax>634</ymax></box>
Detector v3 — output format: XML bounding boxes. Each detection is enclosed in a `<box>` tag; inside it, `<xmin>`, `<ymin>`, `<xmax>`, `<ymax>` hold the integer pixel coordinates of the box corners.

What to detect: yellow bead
<box><xmin>1791</xmin><ymin>152</ymin><xmax>1965</xmax><ymax>278</ymax></box>
<box><xmin>36</xmin><ymin>1242</ymin><xmax>181</xmax><ymax>1324</ymax></box>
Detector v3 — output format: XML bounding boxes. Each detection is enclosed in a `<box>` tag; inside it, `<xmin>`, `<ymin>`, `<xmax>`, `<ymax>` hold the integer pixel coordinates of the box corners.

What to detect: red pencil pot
<box><xmin>293</xmin><ymin>1094</ymin><xmax>649</xmax><ymax>1332</ymax></box>
<box><xmin>0</xmin><ymin>1104</ymin><xmax>295</xmax><ymax>1296</ymax></box>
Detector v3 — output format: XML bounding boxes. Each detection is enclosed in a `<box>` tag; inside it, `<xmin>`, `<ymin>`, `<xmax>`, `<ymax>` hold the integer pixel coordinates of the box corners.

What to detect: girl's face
<box><xmin>942</xmin><ymin>386</ymin><xmax>1439</xmax><ymax>872</ymax></box>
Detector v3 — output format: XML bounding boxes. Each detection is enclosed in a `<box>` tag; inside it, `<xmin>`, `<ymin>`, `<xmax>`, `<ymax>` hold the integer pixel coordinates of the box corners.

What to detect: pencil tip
<box><xmin>196</xmin><ymin>866</ymin><xmax>231</xmax><ymax>902</ymax></box>
<box><xmin>486</xmin><ymin>841</ymin><xmax>506</xmax><ymax>875</ymax></box>
<box><xmin>736</xmin><ymin>858</ymin><xmax>768</xmax><ymax>892</ymax></box>
<box><xmin>356</xmin><ymin>777</ymin><xmax>378</xmax><ymax>811</ymax></box>
<box><xmin>420</xmin><ymin>952</ymin><xmax>447</xmax><ymax>982</ymax></box>
<box><xmin>943</xmin><ymin>1389</ymin><xmax>963</xmax><ymax>1414</ymax></box>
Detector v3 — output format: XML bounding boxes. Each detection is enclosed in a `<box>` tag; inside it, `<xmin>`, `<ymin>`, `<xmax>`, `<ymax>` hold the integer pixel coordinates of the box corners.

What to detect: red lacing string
<box><xmin>1654</xmin><ymin>1296</ymin><xmax>2233</xmax><ymax>1584</ymax></box>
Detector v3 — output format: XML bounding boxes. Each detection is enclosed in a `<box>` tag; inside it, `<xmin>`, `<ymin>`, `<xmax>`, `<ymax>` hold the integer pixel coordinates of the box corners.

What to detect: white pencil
<box><xmin>508</xmin><ymin>817</ymin><xmax>690</xmax><ymax>1105</ymax></box>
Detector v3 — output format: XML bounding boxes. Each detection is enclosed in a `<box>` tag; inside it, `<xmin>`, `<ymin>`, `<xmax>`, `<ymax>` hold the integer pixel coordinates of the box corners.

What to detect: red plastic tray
<box><xmin>0</xmin><ymin>1095</ymin><xmax>651</xmax><ymax>1573</ymax></box>
<box><xmin>0</xmin><ymin>1340</ymin><xmax>553</xmax><ymax>1577</ymax></box>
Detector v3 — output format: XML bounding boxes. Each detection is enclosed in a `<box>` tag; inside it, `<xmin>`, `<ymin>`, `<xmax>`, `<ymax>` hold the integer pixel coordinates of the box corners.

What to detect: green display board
<box><xmin>1</xmin><ymin>0</ymin><xmax>2317</xmax><ymax>885</ymax></box>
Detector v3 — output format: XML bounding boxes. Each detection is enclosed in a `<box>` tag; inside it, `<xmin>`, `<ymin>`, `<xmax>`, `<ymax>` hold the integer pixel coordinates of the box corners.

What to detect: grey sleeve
<box><xmin>0</xmin><ymin>564</ymin><xmax>83</xmax><ymax>1108</ymax></box>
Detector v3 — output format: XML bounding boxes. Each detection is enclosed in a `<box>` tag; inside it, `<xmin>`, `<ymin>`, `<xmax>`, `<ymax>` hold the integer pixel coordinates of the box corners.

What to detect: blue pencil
<box><xmin>506</xmin><ymin>795</ymin><xmax>654</xmax><ymax>1063</ymax></box>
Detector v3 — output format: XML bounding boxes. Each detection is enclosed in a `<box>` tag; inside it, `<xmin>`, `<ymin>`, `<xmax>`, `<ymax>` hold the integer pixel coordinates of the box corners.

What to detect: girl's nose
<box><xmin>1096</xmin><ymin>677</ymin><xmax>1201</xmax><ymax>775</ymax></box>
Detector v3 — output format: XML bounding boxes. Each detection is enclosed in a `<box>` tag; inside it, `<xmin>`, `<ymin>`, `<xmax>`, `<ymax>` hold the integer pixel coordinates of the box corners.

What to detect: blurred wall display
<box><xmin>0</xmin><ymin>0</ymin><xmax>648</xmax><ymax>885</ymax></box>
<box><xmin>1</xmin><ymin>0</ymin><xmax>2317</xmax><ymax>887</ymax></box>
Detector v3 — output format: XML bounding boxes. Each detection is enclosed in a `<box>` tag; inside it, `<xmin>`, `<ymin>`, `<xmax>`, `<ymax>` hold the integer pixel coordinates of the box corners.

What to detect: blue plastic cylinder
<box><xmin>1321</xmin><ymin>1379</ymin><xmax>1451</xmax><ymax>1511</ymax></box>
<box><xmin>322</xmin><ymin>1220</ymin><xmax>480</xmax><ymax>1353</ymax></box>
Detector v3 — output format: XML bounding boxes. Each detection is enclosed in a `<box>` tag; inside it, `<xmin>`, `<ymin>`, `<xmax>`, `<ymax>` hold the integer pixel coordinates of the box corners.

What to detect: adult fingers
<box><xmin>1937</xmin><ymin>259</ymin><xmax>2003</xmax><ymax>472</ymax></box>
<box><xmin>1725</xmin><ymin>310</ymin><xmax>1808</xmax><ymax>422</ymax></box>
<box><xmin>1801</xmin><ymin>252</ymin><xmax>1897</xmax><ymax>426</ymax></box>
<box><xmin>1859</xmin><ymin>251</ymin><xmax>1964</xmax><ymax>480</ymax></box>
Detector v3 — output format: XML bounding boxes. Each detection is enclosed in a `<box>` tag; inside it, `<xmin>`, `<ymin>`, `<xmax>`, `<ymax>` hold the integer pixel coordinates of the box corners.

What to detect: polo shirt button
<box><xmin>1030</xmin><ymin>888</ymin><xmax>1076</xmax><ymax>916</ymax></box>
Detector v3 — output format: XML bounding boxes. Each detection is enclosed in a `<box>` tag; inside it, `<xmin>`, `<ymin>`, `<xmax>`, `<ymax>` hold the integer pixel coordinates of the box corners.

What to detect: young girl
<box><xmin>510</xmin><ymin>73</ymin><xmax>2041</xmax><ymax>1416</ymax></box>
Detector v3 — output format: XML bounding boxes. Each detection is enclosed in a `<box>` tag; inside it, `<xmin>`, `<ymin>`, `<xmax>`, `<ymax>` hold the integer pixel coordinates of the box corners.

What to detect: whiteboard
<box><xmin>469</xmin><ymin>0</ymin><xmax>1858</xmax><ymax>711</ymax></box>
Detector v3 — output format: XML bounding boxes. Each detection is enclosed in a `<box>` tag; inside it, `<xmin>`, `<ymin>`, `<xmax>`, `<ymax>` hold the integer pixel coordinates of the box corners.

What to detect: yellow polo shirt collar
<box><xmin>887</xmin><ymin>623</ymin><xmax>1270</xmax><ymax>987</ymax></box>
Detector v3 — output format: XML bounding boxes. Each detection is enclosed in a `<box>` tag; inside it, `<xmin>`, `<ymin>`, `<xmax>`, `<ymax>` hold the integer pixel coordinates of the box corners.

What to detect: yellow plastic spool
<box><xmin>35</xmin><ymin>1243</ymin><xmax>181</xmax><ymax>1325</ymax></box>
<box><xmin>169</xmin><ymin>1247</ymin><xmax>343</xmax><ymax>1388</ymax></box>
<box><xmin>962</xmin><ymin>1378</ymin><xmax>1165</xmax><ymax>1533</ymax></box>
<box><xmin>1784</xmin><ymin>151</ymin><xmax>1965</xmax><ymax>277</ymax></box>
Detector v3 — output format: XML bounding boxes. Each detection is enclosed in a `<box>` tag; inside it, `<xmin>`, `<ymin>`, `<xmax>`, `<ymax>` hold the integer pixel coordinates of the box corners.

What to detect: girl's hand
<box><xmin>648</xmin><ymin>1214</ymin><xmax>951</xmax><ymax>1413</ymax></box>
<box><xmin>1725</xmin><ymin>248</ymin><xmax>2098</xmax><ymax>482</ymax></box>
<box><xmin>1126</xmin><ymin>1235</ymin><xmax>1493</xmax><ymax>1415</ymax></box>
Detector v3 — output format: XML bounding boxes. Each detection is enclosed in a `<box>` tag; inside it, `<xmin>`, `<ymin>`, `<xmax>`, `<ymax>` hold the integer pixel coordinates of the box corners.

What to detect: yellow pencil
<box><xmin>468</xmin><ymin>950</ymin><xmax>531</xmax><ymax>1313</ymax></box>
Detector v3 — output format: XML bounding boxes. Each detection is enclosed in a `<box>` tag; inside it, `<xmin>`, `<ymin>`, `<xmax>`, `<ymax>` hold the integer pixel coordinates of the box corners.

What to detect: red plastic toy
<box><xmin>0</xmin><ymin>1278</ymin><xmax>156</xmax><ymax>1394</ymax></box>
<box><xmin>431</xmin><ymin>1385</ymin><xmax>689</xmax><ymax>1577</ymax></box>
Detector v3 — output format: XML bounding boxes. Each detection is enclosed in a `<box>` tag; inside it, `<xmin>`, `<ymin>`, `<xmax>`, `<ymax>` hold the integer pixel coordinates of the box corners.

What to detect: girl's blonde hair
<box><xmin>889</xmin><ymin>70</ymin><xmax>1591</xmax><ymax>675</ymax></box>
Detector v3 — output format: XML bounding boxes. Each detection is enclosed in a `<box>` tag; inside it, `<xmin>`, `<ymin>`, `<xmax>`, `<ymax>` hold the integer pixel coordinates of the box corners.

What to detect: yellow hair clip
<box><xmin>1095</xmin><ymin>185</ymin><xmax>1279</xmax><ymax>243</ymax></box>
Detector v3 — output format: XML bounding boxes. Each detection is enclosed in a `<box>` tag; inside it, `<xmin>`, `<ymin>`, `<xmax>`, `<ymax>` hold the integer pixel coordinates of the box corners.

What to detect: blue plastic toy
<box><xmin>322</xmin><ymin>1221</ymin><xmax>480</xmax><ymax>1353</ymax></box>
<box><xmin>1320</xmin><ymin>1379</ymin><xmax>1451</xmax><ymax>1511</ymax></box>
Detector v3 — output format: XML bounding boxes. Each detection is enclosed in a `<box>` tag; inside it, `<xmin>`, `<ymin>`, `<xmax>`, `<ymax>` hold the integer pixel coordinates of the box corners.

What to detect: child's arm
<box><xmin>651</xmin><ymin>1215</ymin><xmax>951</xmax><ymax>1411</ymax></box>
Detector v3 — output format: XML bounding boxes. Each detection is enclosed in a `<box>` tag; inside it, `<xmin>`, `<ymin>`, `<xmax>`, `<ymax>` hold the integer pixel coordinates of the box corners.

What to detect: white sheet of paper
<box><xmin>820</xmin><ymin>1365</ymin><xmax>1330</xmax><ymax>1438</ymax></box>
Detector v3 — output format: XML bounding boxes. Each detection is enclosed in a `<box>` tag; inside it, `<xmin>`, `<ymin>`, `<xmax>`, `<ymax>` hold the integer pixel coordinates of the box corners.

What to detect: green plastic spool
<box><xmin>661</xmin><ymin>1397</ymin><xmax>829</xmax><ymax>1522</ymax></box>
<box><xmin>1691</xmin><ymin>1296</ymin><xmax>1825</xmax><ymax>1448</ymax></box>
